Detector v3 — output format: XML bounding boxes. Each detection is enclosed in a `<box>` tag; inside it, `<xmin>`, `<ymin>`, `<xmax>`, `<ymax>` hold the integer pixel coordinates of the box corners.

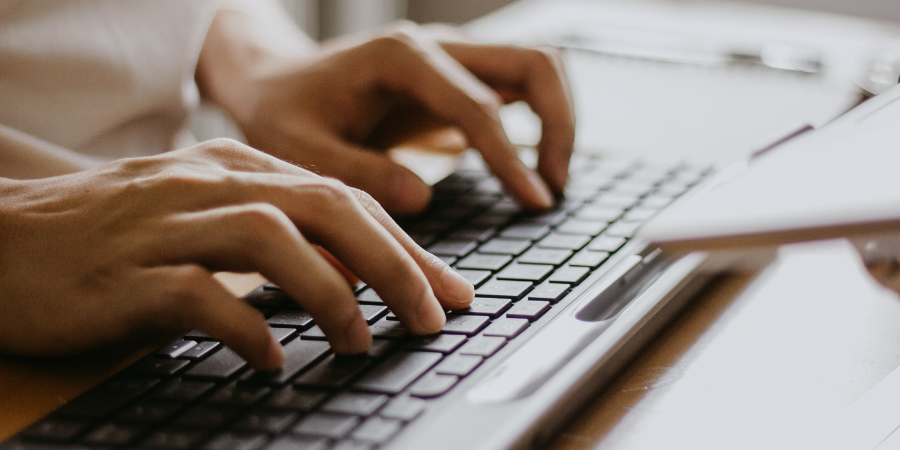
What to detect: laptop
<box><xmin>5</xmin><ymin>72</ymin><xmax>899</xmax><ymax>450</ymax></box>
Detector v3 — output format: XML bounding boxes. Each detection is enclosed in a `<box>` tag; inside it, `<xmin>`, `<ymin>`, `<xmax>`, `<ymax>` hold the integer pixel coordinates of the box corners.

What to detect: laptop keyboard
<box><xmin>3</xmin><ymin>154</ymin><xmax>710</xmax><ymax>450</ymax></box>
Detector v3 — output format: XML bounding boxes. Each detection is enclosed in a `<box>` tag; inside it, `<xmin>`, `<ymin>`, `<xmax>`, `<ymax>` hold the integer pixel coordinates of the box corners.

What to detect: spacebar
<box><xmin>352</xmin><ymin>351</ymin><xmax>442</xmax><ymax>394</ymax></box>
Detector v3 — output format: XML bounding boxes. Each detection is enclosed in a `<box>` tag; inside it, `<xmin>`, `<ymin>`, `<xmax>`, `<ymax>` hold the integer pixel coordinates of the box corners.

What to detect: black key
<box><xmin>506</xmin><ymin>301</ymin><xmax>550</xmax><ymax>321</ymax></box>
<box><xmin>180</xmin><ymin>341</ymin><xmax>220</xmax><ymax>359</ymax></box>
<box><xmin>321</xmin><ymin>392</ymin><xmax>389</xmax><ymax>416</ymax></box>
<box><xmin>569</xmin><ymin>250</ymin><xmax>609</xmax><ymax>268</ymax></box>
<box><xmin>152</xmin><ymin>378</ymin><xmax>215</xmax><ymax>401</ymax></box>
<box><xmin>537</xmin><ymin>233</ymin><xmax>590</xmax><ymax>250</ymax></box>
<box><xmin>483</xmin><ymin>318</ymin><xmax>529</xmax><ymax>339</ymax></box>
<box><xmin>527</xmin><ymin>282</ymin><xmax>569</xmax><ymax>303</ymax></box>
<box><xmin>556</xmin><ymin>219</ymin><xmax>608</xmax><ymax>236</ymax></box>
<box><xmin>22</xmin><ymin>418</ymin><xmax>88</xmax><ymax>441</ymax></box>
<box><xmin>470</xmin><ymin>213</ymin><xmax>512</xmax><ymax>228</ymax></box>
<box><xmin>292</xmin><ymin>413</ymin><xmax>360</xmax><ymax>439</ymax></box>
<box><xmin>331</xmin><ymin>441</ymin><xmax>375</xmax><ymax>450</ymax></box>
<box><xmin>369</xmin><ymin>318</ymin><xmax>408</xmax><ymax>339</ymax></box>
<box><xmin>294</xmin><ymin>355</ymin><xmax>371</xmax><ymax>389</ymax></box>
<box><xmin>549</xmin><ymin>266</ymin><xmax>591</xmax><ymax>284</ymax></box>
<box><xmin>405</xmin><ymin>334</ymin><xmax>466</xmax><ymax>354</ymax></box>
<box><xmin>266</xmin><ymin>310</ymin><xmax>314</xmax><ymax>330</ymax></box>
<box><xmin>448</xmin><ymin>225</ymin><xmax>496</xmax><ymax>242</ymax></box>
<box><xmin>353</xmin><ymin>351</ymin><xmax>442</xmax><ymax>394</ymax></box>
<box><xmin>269</xmin><ymin>327</ymin><xmax>297</xmax><ymax>344</ymax></box>
<box><xmin>441</xmin><ymin>315</ymin><xmax>489</xmax><ymax>335</ymax></box>
<box><xmin>496</xmin><ymin>263</ymin><xmax>553</xmax><ymax>282</ymax></box>
<box><xmin>427</xmin><ymin>239</ymin><xmax>477</xmax><ymax>257</ymax></box>
<box><xmin>140</xmin><ymin>427</ymin><xmax>205</xmax><ymax>449</ymax></box>
<box><xmin>245</xmin><ymin>290</ymin><xmax>290</xmax><ymax>308</ymax></box>
<box><xmin>587</xmin><ymin>235</ymin><xmax>627</xmax><ymax>252</ymax></box>
<box><xmin>359</xmin><ymin>305</ymin><xmax>388</xmax><ymax>325</ymax></box>
<box><xmin>264</xmin><ymin>436</ymin><xmax>329</xmax><ymax>450</ymax></box>
<box><xmin>379</xmin><ymin>396</ymin><xmax>426</xmax><ymax>421</ymax></box>
<box><xmin>126</xmin><ymin>357</ymin><xmax>190</xmax><ymax>377</ymax></box>
<box><xmin>455</xmin><ymin>253</ymin><xmax>511</xmax><ymax>271</ymax></box>
<box><xmin>604</xmin><ymin>221</ymin><xmax>641</xmax><ymax>238</ymax></box>
<box><xmin>408</xmin><ymin>232</ymin><xmax>437</xmax><ymax>248</ymax></box>
<box><xmin>454</xmin><ymin>269</ymin><xmax>491</xmax><ymax>288</ymax></box>
<box><xmin>207</xmin><ymin>382</ymin><xmax>270</xmax><ymax>405</ymax></box>
<box><xmin>235</xmin><ymin>409</ymin><xmax>298</xmax><ymax>434</ymax></box>
<box><xmin>156</xmin><ymin>340</ymin><xmax>198</xmax><ymax>359</ymax></box>
<box><xmin>434</xmin><ymin>354</ymin><xmax>482</xmax><ymax>377</ymax></box>
<box><xmin>263</xmin><ymin>282</ymin><xmax>281</xmax><ymax>291</ymax></box>
<box><xmin>57</xmin><ymin>377</ymin><xmax>159</xmax><ymax>418</ymax></box>
<box><xmin>300</xmin><ymin>325</ymin><xmax>326</xmax><ymax>340</ymax></box>
<box><xmin>500</xmin><ymin>224</ymin><xmax>550</xmax><ymax>240</ymax></box>
<box><xmin>356</xmin><ymin>288</ymin><xmax>384</xmax><ymax>305</ymax></box>
<box><xmin>184</xmin><ymin>347</ymin><xmax>246</xmax><ymax>379</ymax></box>
<box><xmin>408</xmin><ymin>373</ymin><xmax>458</xmax><ymax>398</ymax></box>
<box><xmin>475</xmin><ymin>279</ymin><xmax>532</xmax><ymax>299</ymax></box>
<box><xmin>453</xmin><ymin>297</ymin><xmax>511</xmax><ymax>318</ymax></box>
<box><xmin>517</xmin><ymin>248</ymin><xmax>572</xmax><ymax>265</ymax></box>
<box><xmin>118</xmin><ymin>400</ymin><xmax>183</xmax><ymax>423</ymax></box>
<box><xmin>82</xmin><ymin>422</ymin><xmax>144</xmax><ymax>445</ymax></box>
<box><xmin>246</xmin><ymin>339</ymin><xmax>330</xmax><ymax>385</ymax></box>
<box><xmin>477</xmin><ymin>238</ymin><xmax>531</xmax><ymax>255</ymax></box>
<box><xmin>174</xmin><ymin>404</ymin><xmax>239</xmax><ymax>427</ymax></box>
<box><xmin>363</xmin><ymin>339</ymin><xmax>398</xmax><ymax>359</ymax></box>
<box><xmin>575</xmin><ymin>206</ymin><xmax>623</xmax><ymax>222</ymax></box>
<box><xmin>351</xmin><ymin>417</ymin><xmax>403</xmax><ymax>443</ymax></box>
<box><xmin>201</xmin><ymin>432</ymin><xmax>266</xmax><ymax>450</ymax></box>
<box><xmin>265</xmin><ymin>387</ymin><xmax>327</xmax><ymax>411</ymax></box>
<box><xmin>458</xmin><ymin>336</ymin><xmax>506</xmax><ymax>357</ymax></box>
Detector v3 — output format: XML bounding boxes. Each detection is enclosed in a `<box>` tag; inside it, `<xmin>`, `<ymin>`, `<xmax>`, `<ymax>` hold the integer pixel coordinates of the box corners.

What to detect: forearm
<box><xmin>0</xmin><ymin>123</ymin><xmax>103</xmax><ymax>179</ymax></box>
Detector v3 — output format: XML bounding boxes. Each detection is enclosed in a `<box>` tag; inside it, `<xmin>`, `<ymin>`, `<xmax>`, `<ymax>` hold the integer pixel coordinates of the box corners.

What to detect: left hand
<box><xmin>199</xmin><ymin>18</ymin><xmax>575</xmax><ymax>215</ymax></box>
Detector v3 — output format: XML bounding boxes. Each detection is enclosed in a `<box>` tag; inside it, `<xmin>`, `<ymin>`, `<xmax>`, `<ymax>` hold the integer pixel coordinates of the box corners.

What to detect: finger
<box><xmin>349</xmin><ymin>186</ymin><xmax>475</xmax><ymax>310</ymax></box>
<box><xmin>151</xmin><ymin>265</ymin><xmax>284</xmax><ymax>370</ymax></box>
<box><xmin>363</xmin><ymin>26</ymin><xmax>554</xmax><ymax>210</ymax></box>
<box><xmin>154</xmin><ymin>203</ymin><xmax>372</xmax><ymax>354</ymax></box>
<box><xmin>441</xmin><ymin>43</ymin><xmax>576</xmax><ymax>192</ymax></box>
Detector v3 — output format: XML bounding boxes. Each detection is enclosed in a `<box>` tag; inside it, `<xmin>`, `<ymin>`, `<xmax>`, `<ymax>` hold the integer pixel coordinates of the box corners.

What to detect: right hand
<box><xmin>0</xmin><ymin>138</ymin><xmax>474</xmax><ymax>370</ymax></box>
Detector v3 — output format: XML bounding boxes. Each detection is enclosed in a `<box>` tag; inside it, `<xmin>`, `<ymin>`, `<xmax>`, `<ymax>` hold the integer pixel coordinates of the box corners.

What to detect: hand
<box><xmin>199</xmin><ymin>18</ymin><xmax>575</xmax><ymax>215</ymax></box>
<box><xmin>0</xmin><ymin>139</ymin><xmax>474</xmax><ymax>370</ymax></box>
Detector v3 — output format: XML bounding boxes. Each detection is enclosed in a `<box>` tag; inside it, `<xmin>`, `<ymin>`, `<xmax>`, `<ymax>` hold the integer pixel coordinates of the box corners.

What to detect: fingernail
<box><xmin>391</xmin><ymin>172</ymin><xmax>432</xmax><ymax>214</ymax></box>
<box><xmin>527</xmin><ymin>170</ymin><xmax>555</xmax><ymax>209</ymax></box>
<box><xmin>442</xmin><ymin>267</ymin><xmax>474</xmax><ymax>307</ymax></box>
<box><xmin>417</xmin><ymin>297</ymin><xmax>446</xmax><ymax>334</ymax></box>
<box><xmin>264</xmin><ymin>335</ymin><xmax>285</xmax><ymax>371</ymax></box>
<box><xmin>342</xmin><ymin>314</ymin><xmax>373</xmax><ymax>354</ymax></box>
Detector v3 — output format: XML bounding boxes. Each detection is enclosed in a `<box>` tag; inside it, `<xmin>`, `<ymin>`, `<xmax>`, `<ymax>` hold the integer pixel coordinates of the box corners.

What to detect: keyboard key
<box><xmin>351</xmin><ymin>417</ymin><xmax>403</xmax><ymax>444</ymax></box>
<box><xmin>156</xmin><ymin>340</ymin><xmax>198</xmax><ymax>359</ymax></box>
<box><xmin>358</xmin><ymin>304</ymin><xmax>388</xmax><ymax>325</ymax></box>
<box><xmin>207</xmin><ymin>382</ymin><xmax>270</xmax><ymax>405</ymax></box>
<box><xmin>475</xmin><ymin>279</ymin><xmax>532</xmax><ymax>299</ymax></box>
<box><xmin>549</xmin><ymin>266</ymin><xmax>590</xmax><ymax>284</ymax></box>
<box><xmin>264</xmin><ymin>436</ymin><xmax>329</xmax><ymax>450</ymax></box>
<box><xmin>458</xmin><ymin>336</ymin><xmax>506</xmax><ymax>357</ymax></box>
<box><xmin>555</xmin><ymin>219</ymin><xmax>608</xmax><ymax>236</ymax></box>
<box><xmin>575</xmin><ymin>206</ymin><xmax>623</xmax><ymax>221</ymax></box>
<box><xmin>269</xmin><ymin>327</ymin><xmax>297</xmax><ymax>343</ymax></box>
<box><xmin>623</xmin><ymin>208</ymin><xmax>658</xmax><ymax>221</ymax></box>
<box><xmin>57</xmin><ymin>377</ymin><xmax>159</xmax><ymax>418</ymax></box>
<box><xmin>266</xmin><ymin>310</ymin><xmax>314</xmax><ymax>330</ymax></box>
<box><xmin>434</xmin><ymin>354</ymin><xmax>482</xmax><ymax>377</ymax></box>
<box><xmin>363</xmin><ymin>339</ymin><xmax>398</xmax><ymax>359</ymax></box>
<box><xmin>483</xmin><ymin>318</ymin><xmax>529</xmax><ymax>339</ymax></box>
<box><xmin>536</xmin><ymin>233</ymin><xmax>591</xmax><ymax>250</ymax></box>
<box><xmin>588</xmin><ymin>235</ymin><xmax>627</xmax><ymax>252</ymax></box>
<box><xmin>448</xmin><ymin>225</ymin><xmax>497</xmax><ymax>242</ymax></box>
<box><xmin>605</xmin><ymin>221</ymin><xmax>642</xmax><ymax>238</ymax></box>
<box><xmin>245</xmin><ymin>339</ymin><xmax>330</xmax><ymax>385</ymax></box>
<box><xmin>408</xmin><ymin>373</ymin><xmax>458</xmax><ymax>398</ymax></box>
<box><xmin>265</xmin><ymin>387</ymin><xmax>327</xmax><ymax>411</ymax></box>
<box><xmin>175</xmin><ymin>404</ymin><xmax>239</xmax><ymax>428</ymax></box>
<box><xmin>593</xmin><ymin>193</ymin><xmax>641</xmax><ymax>208</ymax></box>
<box><xmin>496</xmin><ymin>263</ymin><xmax>553</xmax><ymax>282</ymax></box>
<box><xmin>245</xmin><ymin>290</ymin><xmax>290</xmax><ymax>308</ymax></box>
<box><xmin>82</xmin><ymin>422</ymin><xmax>144</xmax><ymax>445</ymax></box>
<box><xmin>526</xmin><ymin>282</ymin><xmax>569</xmax><ymax>303</ymax></box>
<box><xmin>201</xmin><ymin>432</ymin><xmax>266</xmax><ymax>450</ymax></box>
<box><xmin>235</xmin><ymin>409</ymin><xmax>298</xmax><ymax>434</ymax></box>
<box><xmin>477</xmin><ymin>238</ymin><xmax>531</xmax><ymax>255</ymax></box>
<box><xmin>126</xmin><ymin>357</ymin><xmax>190</xmax><ymax>377</ymax></box>
<box><xmin>639</xmin><ymin>195</ymin><xmax>673</xmax><ymax>209</ymax></box>
<box><xmin>369</xmin><ymin>318</ymin><xmax>408</xmax><ymax>339</ymax></box>
<box><xmin>294</xmin><ymin>355</ymin><xmax>371</xmax><ymax>389</ymax></box>
<box><xmin>455</xmin><ymin>253</ymin><xmax>511</xmax><ymax>271</ymax></box>
<box><xmin>500</xmin><ymin>224</ymin><xmax>550</xmax><ymax>240</ymax></box>
<box><xmin>569</xmin><ymin>250</ymin><xmax>609</xmax><ymax>268</ymax></box>
<box><xmin>521</xmin><ymin>208</ymin><xmax>569</xmax><ymax>225</ymax></box>
<box><xmin>405</xmin><ymin>334</ymin><xmax>466</xmax><ymax>354</ymax></box>
<box><xmin>22</xmin><ymin>418</ymin><xmax>88</xmax><ymax>441</ymax></box>
<box><xmin>427</xmin><ymin>239</ymin><xmax>477</xmax><ymax>257</ymax></box>
<box><xmin>452</xmin><ymin>297</ymin><xmax>511</xmax><ymax>318</ymax></box>
<box><xmin>185</xmin><ymin>348</ymin><xmax>246</xmax><ymax>379</ymax></box>
<box><xmin>300</xmin><ymin>325</ymin><xmax>326</xmax><ymax>340</ymax></box>
<box><xmin>152</xmin><ymin>378</ymin><xmax>215</xmax><ymax>401</ymax></box>
<box><xmin>293</xmin><ymin>413</ymin><xmax>360</xmax><ymax>439</ymax></box>
<box><xmin>506</xmin><ymin>301</ymin><xmax>550</xmax><ymax>321</ymax></box>
<box><xmin>321</xmin><ymin>392</ymin><xmax>389</xmax><ymax>416</ymax></box>
<box><xmin>441</xmin><ymin>315</ymin><xmax>489</xmax><ymax>335</ymax></box>
<box><xmin>454</xmin><ymin>269</ymin><xmax>491</xmax><ymax>288</ymax></box>
<box><xmin>353</xmin><ymin>351</ymin><xmax>442</xmax><ymax>394</ymax></box>
<box><xmin>517</xmin><ymin>248</ymin><xmax>572</xmax><ymax>265</ymax></box>
<box><xmin>356</xmin><ymin>288</ymin><xmax>384</xmax><ymax>305</ymax></box>
<box><xmin>180</xmin><ymin>340</ymin><xmax>220</xmax><ymax>359</ymax></box>
<box><xmin>118</xmin><ymin>400</ymin><xmax>183</xmax><ymax>423</ymax></box>
<box><xmin>379</xmin><ymin>396</ymin><xmax>427</xmax><ymax>421</ymax></box>
<box><xmin>141</xmin><ymin>427</ymin><xmax>205</xmax><ymax>449</ymax></box>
